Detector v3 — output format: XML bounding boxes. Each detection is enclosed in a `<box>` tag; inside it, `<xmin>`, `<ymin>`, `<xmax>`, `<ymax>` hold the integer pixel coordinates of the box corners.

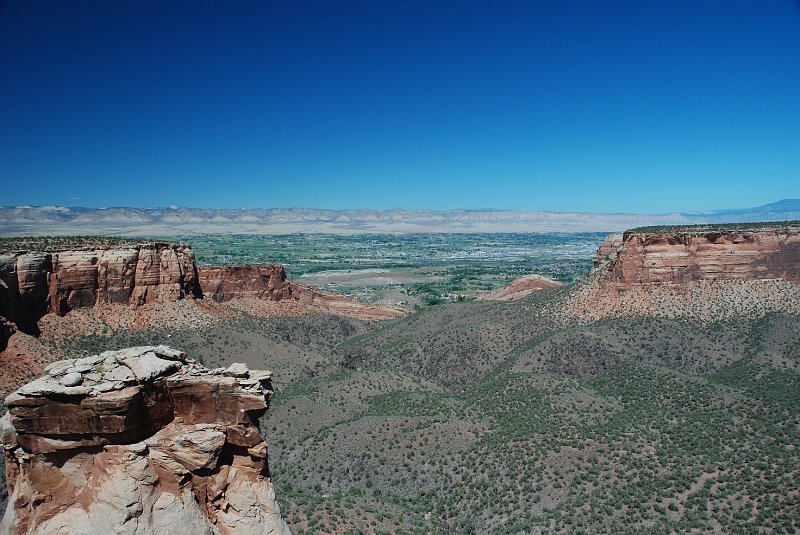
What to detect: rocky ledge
<box><xmin>597</xmin><ymin>224</ymin><xmax>800</xmax><ymax>285</ymax></box>
<box><xmin>198</xmin><ymin>265</ymin><xmax>292</xmax><ymax>303</ymax></box>
<box><xmin>199</xmin><ymin>264</ymin><xmax>405</xmax><ymax>321</ymax></box>
<box><xmin>0</xmin><ymin>346</ymin><xmax>291</xmax><ymax>535</ymax></box>
<box><xmin>0</xmin><ymin>244</ymin><xmax>200</xmax><ymax>335</ymax></box>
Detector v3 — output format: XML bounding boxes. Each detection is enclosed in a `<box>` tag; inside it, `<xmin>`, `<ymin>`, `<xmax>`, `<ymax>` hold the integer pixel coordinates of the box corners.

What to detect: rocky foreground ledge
<box><xmin>0</xmin><ymin>346</ymin><xmax>291</xmax><ymax>535</ymax></box>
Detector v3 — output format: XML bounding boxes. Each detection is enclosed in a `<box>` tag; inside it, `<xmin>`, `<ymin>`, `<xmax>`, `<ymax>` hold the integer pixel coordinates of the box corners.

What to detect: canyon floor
<box><xmin>6</xmin><ymin>286</ymin><xmax>798</xmax><ymax>534</ymax></box>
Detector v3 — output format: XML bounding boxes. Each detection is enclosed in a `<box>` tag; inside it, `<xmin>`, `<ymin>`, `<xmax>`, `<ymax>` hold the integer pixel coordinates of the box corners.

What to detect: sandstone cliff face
<box><xmin>604</xmin><ymin>226</ymin><xmax>800</xmax><ymax>285</ymax></box>
<box><xmin>478</xmin><ymin>274</ymin><xmax>564</xmax><ymax>301</ymax></box>
<box><xmin>0</xmin><ymin>346</ymin><xmax>291</xmax><ymax>535</ymax></box>
<box><xmin>592</xmin><ymin>233</ymin><xmax>623</xmax><ymax>267</ymax></box>
<box><xmin>560</xmin><ymin>225</ymin><xmax>800</xmax><ymax>322</ymax></box>
<box><xmin>198</xmin><ymin>265</ymin><xmax>291</xmax><ymax>303</ymax></box>
<box><xmin>198</xmin><ymin>265</ymin><xmax>405</xmax><ymax>321</ymax></box>
<box><xmin>0</xmin><ymin>244</ymin><xmax>200</xmax><ymax>334</ymax></box>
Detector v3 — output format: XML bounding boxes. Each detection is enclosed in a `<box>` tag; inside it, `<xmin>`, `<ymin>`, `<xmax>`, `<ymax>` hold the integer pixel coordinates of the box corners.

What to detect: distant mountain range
<box><xmin>1</xmin><ymin>200</ymin><xmax>799</xmax><ymax>236</ymax></box>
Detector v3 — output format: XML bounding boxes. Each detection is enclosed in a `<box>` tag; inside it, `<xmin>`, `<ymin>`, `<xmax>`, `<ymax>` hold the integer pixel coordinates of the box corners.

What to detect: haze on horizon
<box><xmin>1</xmin><ymin>0</ymin><xmax>798</xmax><ymax>214</ymax></box>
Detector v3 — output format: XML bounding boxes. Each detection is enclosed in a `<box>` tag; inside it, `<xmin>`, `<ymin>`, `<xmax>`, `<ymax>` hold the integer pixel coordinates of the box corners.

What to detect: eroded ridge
<box><xmin>0</xmin><ymin>346</ymin><xmax>291</xmax><ymax>535</ymax></box>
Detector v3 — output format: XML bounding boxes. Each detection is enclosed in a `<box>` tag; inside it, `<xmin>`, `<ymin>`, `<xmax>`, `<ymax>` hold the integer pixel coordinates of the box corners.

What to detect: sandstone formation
<box><xmin>561</xmin><ymin>224</ymin><xmax>800</xmax><ymax>322</ymax></box>
<box><xmin>603</xmin><ymin>225</ymin><xmax>800</xmax><ymax>286</ymax></box>
<box><xmin>0</xmin><ymin>244</ymin><xmax>200</xmax><ymax>335</ymax></box>
<box><xmin>592</xmin><ymin>233</ymin><xmax>623</xmax><ymax>267</ymax></box>
<box><xmin>198</xmin><ymin>265</ymin><xmax>405</xmax><ymax>321</ymax></box>
<box><xmin>199</xmin><ymin>265</ymin><xmax>292</xmax><ymax>303</ymax></box>
<box><xmin>478</xmin><ymin>274</ymin><xmax>564</xmax><ymax>301</ymax></box>
<box><xmin>0</xmin><ymin>346</ymin><xmax>291</xmax><ymax>535</ymax></box>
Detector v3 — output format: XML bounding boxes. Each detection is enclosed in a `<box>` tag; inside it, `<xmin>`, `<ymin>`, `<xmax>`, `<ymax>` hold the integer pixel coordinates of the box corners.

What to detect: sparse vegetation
<box><xmin>21</xmin><ymin>292</ymin><xmax>799</xmax><ymax>533</ymax></box>
<box><xmin>628</xmin><ymin>220</ymin><xmax>800</xmax><ymax>234</ymax></box>
<box><xmin>2</xmin><ymin>232</ymin><xmax>798</xmax><ymax>532</ymax></box>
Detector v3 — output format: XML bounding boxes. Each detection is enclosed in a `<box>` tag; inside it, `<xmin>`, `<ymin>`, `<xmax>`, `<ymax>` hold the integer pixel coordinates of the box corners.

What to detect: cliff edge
<box><xmin>0</xmin><ymin>346</ymin><xmax>291</xmax><ymax>535</ymax></box>
<box><xmin>198</xmin><ymin>264</ymin><xmax>405</xmax><ymax>321</ymax></box>
<box><xmin>561</xmin><ymin>223</ymin><xmax>800</xmax><ymax>322</ymax></box>
<box><xmin>605</xmin><ymin>224</ymin><xmax>800</xmax><ymax>285</ymax></box>
<box><xmin>0</xmin><ymin>243</ymin><xmax>200</xmax><ymax>336</ymax></box>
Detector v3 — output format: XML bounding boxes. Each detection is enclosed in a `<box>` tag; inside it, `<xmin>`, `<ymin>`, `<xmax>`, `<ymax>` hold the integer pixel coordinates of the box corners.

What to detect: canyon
<box><xmin>0</xmin><ymin>242</ymin><xmax>403</xmax><ymax>347</ymax></box>
<box><xmin>0</xmin><ymin>223</ymin><xmax>799</xmax><ymax>532</ymax></box>
<box><xmin>0</xmin><ymin>345</ymin><xmax>290</xmax><ymax>535</ymax></box>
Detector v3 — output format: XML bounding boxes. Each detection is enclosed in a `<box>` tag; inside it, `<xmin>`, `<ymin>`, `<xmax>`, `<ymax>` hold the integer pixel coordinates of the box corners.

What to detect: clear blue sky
<box><xmin>1</xmin><ymin>0</ymin><xmax>798</xmax><ymax>213</ymax></box>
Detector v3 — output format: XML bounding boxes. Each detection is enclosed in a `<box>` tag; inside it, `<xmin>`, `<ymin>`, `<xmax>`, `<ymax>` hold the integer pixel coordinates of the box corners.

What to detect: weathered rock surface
<box><xmin>592</xmin><ymin>233</ymin><xmax>624</xmax><ymax>267</ymax></box>
<box><xmin>603</xmin><ymin>225</ymin><xmax>800</xmax><ymax>285</ymax></box>
<box><xmin>0</xmin><ymin>244</ymin><xmax>200</xmax><ymax>335</ymax></box>
<box><xmin>561</xmin><ymin>224</ymin><xmax>800</xmax><ymax>322</ymax></box>
<box><xmin>289</xmin><ymin>283</ymin><xmax>406</xmax><ymax>320</ymax></box>
<box><xmin>0</xmin><ymin>346</ymin><xmax>291</xmax><ymax>535</ymax></box>
<box><xmin>478</xmin><ymin>274</ymin><xmax>564</xmax><ymax>301</ymax></box>
<box><xmin>198</xmin><ymin>265</ymin><xmax>292</xmax><ymax>303</ymax></box>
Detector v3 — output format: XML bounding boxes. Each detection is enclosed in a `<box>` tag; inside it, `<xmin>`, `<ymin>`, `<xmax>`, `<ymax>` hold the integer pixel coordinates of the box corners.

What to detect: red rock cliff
<box><xmin>0</xmin><ymin>244</ymin><xmax>200</xmax><ymax>334</ymax></box>
<box><xmin>198</xmin><ymin>265</ymin><xmax>292</xmax><ymax>302</ymax></box>
<box><xmin>197</xmin><ymin>264</ymin><xmax>406</xmax><ymax>320</ymax></box>
<box><xmin>0</xmin><ymin>346</ymin><xmax>291</xmax><ymax>535</ymax></box>
<box><xmin>600</xmin><ymin>224</ymin><xmax>800</xmax><ymax>285</ymax></box>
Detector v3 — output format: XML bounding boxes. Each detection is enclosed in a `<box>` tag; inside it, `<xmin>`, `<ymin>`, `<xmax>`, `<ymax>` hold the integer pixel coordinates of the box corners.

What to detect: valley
<box><xmin>185</xmin><ymin>232</ymin><xmax>601</xmax><ymax>308</ymax></box>
<box><xmin>1</xmin><ymin>223</ymin><xmax>798</xmax><ymax>533</ymax></box>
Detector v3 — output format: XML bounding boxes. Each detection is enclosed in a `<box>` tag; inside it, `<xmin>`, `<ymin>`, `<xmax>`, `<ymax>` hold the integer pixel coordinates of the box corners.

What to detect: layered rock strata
<box><xmin>198</xmin><ymin>265</ymin><xmax>291</xmax><ymax>303</ymax></box>
<box><xmin>560</xmin><ymin>224</ymin><xmax>800</xmax><ymax>322</ymax></box>
<box><xmin>602</xmin><ymin>225</ymin><xmax>800</xmax><ymax>285</ymax></box>
<box><xmin>0</xmin><ymin>346</ymin><xmax>291</xmax><ymax>535</ymax></box>
<box><xmin>592</xmin><ymin>233</ymin><xmax>623</xmax><ymax>267</ymax></box>
<box><xmin>0</xmin><ymin>244</ymin><xmax>200</xmax><ymax>334</ymax></box>
<box><xmin>478</xmin><ymin>274</ymin><xmax>564</xmax><ymax>301</ymax></box>
<box><xmin>198</xmin><ymin>264</ymin><xmax>405</xmax><ymax>320</ymax></box>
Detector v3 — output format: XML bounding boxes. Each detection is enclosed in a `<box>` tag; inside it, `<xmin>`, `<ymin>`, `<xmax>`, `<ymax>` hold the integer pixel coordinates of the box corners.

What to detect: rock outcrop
<box><xmin>603</xmin><ymin>224</ymin><xmax>800</xmax><ymax>286</ymax></box>
<box><xmin>198</xmin><ymin>265</ymin><xmax>292</xmax><ymax>303</ymax></box>
<box><xmin>198</xmin><ymin>265</ymin><xmax>405</xmax><ymax>321</ymax></box>
<box><xmin>560</xmin><ymin>223</ymin><xmax>800</xmax><ymax>322</ymax></box>
<box><xmin>478</xmin><ymin>274</ymin><xmax>563</xmax><ymax>301</ymax></box>
<box><xmin>0</xmin><ymin>346</ymin><xmax>291</xmax><ymax>535</ymax></box>
<box><xmin>592</xmin><ymin>233</ymin><xmax>623</xmax><ymax>267</ymax></box>
<box><xmin>0</xmin><ymin>244</ymin><xmax>200</xmax><ymax>335</ymax></box>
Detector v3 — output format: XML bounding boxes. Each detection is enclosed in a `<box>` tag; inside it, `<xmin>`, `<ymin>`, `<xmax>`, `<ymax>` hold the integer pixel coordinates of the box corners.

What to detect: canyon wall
<box><xmin>603</xmin><ymin>225</ymin><xmax>800</xmax><ymax>286</ymax></box>
<box><xmin>0</xmin><ymin>345</ymin><xmax>291</xmax><ymax>535</ymax></box>
<box><xmin>0</xmin><ymin>244</ymin><xmax>200</xmax><ymax>334</ymax></box>
<box><xmin>198</xmin><ymin>265</ymin><xmax>292</xmax><ymax>302</ymax></box>
<box><xmin>198</xmin><ymin>264</ymin><xmax>405</xmax><ymax>320</ymax></box>
<box><xmin>561</xmin><ymin>224</ymin><xmax>800</xmax><ymax>322</ymax></box>
<box><xmin>0</xmin><ymin>243</ymin><xmax>403</xmax><ymax>343</ymax></box>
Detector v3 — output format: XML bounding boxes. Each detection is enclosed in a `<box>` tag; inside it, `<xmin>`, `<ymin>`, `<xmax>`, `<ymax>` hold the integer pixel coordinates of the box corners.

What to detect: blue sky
<box><xmin>1</xmin><ymin>0</ymin><xmax>798</xmax><ymax>213</ymax></box>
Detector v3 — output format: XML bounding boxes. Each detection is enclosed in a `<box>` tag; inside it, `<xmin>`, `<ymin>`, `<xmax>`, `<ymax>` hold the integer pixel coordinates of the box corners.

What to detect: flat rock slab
<box><xmin>17</xmin><ymin>377</ymin><xmax>93</xmax><ymax>397</ymax></box>
<box><xmin>122</xmin><ymin>352</ymin><xmax>179</xmax><ymax>382</ymax></box>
